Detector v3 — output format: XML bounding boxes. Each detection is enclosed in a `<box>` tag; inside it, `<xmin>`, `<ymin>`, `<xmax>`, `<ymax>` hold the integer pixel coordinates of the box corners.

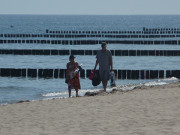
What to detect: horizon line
<box><xmin>0</xmin><ymin>13</ymin><xmax>180</xmax><ymax>16</ymax></box>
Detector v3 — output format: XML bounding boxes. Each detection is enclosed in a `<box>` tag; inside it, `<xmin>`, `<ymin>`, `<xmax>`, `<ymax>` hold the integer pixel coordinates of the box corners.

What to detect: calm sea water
<box><xmin>0</xmin><ymin>15</ymin><xmax>180</xmax><ymax>105</ymax></box>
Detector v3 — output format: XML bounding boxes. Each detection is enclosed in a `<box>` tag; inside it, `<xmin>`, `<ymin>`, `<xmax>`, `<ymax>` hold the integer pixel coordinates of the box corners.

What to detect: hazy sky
<box><xmin>0</xmin><ymin>0</ymin><xmax>180</xmax><ymax>15</ymax></box>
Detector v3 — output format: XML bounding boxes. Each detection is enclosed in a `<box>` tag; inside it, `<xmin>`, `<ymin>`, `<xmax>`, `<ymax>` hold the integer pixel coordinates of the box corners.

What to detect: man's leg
<box><xmin>102</xmin><ymin>80</ymin><xmax>108</xmax><ymax>91</ymax></box>
<box><xmin>102</xmin><ymin>69</ymin><xmax>110</xmax><ymax>91</ymax></box>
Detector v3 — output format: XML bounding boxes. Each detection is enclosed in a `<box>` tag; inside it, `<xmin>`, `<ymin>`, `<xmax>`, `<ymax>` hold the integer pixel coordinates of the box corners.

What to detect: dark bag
<box><xmin>92</xmin><ymin>73</ymin><xmax>101</xmax><ymax>86</ymax></box>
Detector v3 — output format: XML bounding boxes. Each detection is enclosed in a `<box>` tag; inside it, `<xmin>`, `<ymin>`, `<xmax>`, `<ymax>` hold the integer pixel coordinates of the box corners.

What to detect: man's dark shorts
<box><xmin>99</xmin><ymin>70</ymin><xmax>110</xmax><ymax>81</ymax></box>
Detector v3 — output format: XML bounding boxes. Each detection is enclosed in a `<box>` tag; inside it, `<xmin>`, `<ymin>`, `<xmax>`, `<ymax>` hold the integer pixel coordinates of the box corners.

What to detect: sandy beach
<box><xmin>0</xmin><ymin>81</ymin><xmax>180</xmax><ymax>135</ymax></box>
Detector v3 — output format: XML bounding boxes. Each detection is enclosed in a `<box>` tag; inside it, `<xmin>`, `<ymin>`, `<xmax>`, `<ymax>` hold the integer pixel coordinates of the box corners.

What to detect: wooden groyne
<box><xmin>0</xmin><ymin>39</ymin><xmax>180</xmax><ymax>45</ymax></box>
<box><xmin>0</xmin><ymin>68</ymin><xmax>179</xmax><ymax>79</ymax></box>
<box><xmin>1</xmin><ymin>33</ymin><xmax>180</xmax><ymax>39</ymax></box>
<box><xmin>46</xmin><ymin>28</ymin><xmax>180</xmax><ymax>35</ymax></box>
<box><xmin>1</xmin><ymin>49</ymin><xmax>180</xmax><ymax>56</ymax></box>
<box><xmin>1</xmin><ymin>28</ymin><xmax>180</xmax><ymax>45</ymax></box>
<box><xmin>1</xmin><ymin>27</ymin><xmax>180</xmax><ymax>39</ymax></box>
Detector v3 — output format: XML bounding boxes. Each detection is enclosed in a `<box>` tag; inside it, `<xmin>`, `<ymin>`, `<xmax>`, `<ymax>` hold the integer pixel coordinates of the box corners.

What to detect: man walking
<box><xmin>94</xmin><ymin>42</ymin><xmax>113</xmax><ymax>91</ymax></box>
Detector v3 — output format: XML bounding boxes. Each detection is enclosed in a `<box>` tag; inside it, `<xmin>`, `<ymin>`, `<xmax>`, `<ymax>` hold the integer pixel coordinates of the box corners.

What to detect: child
<box><xmin>66</xmin><ymin>55</ymin><xmax>80</xmax><ymax>97</ymax></box>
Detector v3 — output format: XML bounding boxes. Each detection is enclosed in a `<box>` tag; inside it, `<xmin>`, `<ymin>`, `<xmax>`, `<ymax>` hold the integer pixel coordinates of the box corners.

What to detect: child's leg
<box><xmin>75</xmin><ymin>89</ymin><xmax>78</xmax><ymax>97</ymax></box>
<box><xmin>68</xmin><ymin>84</ymin><xmax>72</xmax><ymax>97</ymax></box>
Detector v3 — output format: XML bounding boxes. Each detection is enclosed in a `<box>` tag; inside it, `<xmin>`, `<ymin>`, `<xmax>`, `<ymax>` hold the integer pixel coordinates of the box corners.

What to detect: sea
<box><xmin>0</xmin><ymin>15</ymin><xmax>180</xmax><ymax>105</ymax></box>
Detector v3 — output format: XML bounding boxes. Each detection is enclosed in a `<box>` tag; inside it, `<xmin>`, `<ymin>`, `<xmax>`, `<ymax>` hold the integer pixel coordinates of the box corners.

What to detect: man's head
<box><xmin>101</xmin><ymin>42</ymin><xmax>107</xmax><ymax>51</ymax></box>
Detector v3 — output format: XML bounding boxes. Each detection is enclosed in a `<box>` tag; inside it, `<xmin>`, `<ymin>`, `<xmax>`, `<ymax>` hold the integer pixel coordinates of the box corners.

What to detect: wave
<box><xmin>42</xmin><ymin>77</ymin><xmax>179</xmax><ymax>99</ymax></box>
<box><xmin>118</xmin><ymin>77</ymin><xmax>179</xmax><ymax>91</ymax></box>
<box><xmin>144</xmin><ymin>77</ymin><xmax>179</xmax><ymax>87</ymax></box>
<box><xmin>42</xmin><ymin>88</ymin><xmax>101</xmax><ymax>98</ymax></box>
<box><xmin>0</xmin><ymin>86</ymin><xmax>27</xmax><ymax>90</ymax></box>
<box><xmin>1</xmin><ymin>77</ymin><xmax>178</xmax><ymax>105</ymax></box>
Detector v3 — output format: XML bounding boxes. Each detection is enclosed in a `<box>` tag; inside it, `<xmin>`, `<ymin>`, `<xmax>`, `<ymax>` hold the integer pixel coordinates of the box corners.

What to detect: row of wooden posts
<box><xmin>46</xmin><ymin>28</ymin><xmax>180</xmax><ymax>34</ymax></box>
<box><xmin>0</xmin><ymin>68</ymin><xmax>180</xmax><ymax>79</ymax></box>
<box><xmin>143</xmin><ymin>27</ymin><xmax>180</xmax><ymax>32</ymax></box>
<box><xmin>1</xmin><ymin>34</ymin><xmax>180</xmax><ymax>38</ymax></box>
<box><xmin>1</xmin><ymin>49</ymin><xmax>180</xmax><ymax>56</ymax></box>
<box><xmin>0</xmin><ymin>39</ymin><xmax>180</xmax><ymax>45</ymax></box>
<box><xmin>2</xmin><ymin>28</ymin><xmax>179</xmax><ymax>38</ymax></box>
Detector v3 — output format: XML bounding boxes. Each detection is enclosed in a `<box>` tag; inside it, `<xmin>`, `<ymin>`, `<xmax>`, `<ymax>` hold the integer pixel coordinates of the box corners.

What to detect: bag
<box><xmin>110</xmin><ymin>71</ymin><xmax>116</xmax><ymax>87</ymax></box>
<box><xmin>89</xmin><ymin>70</ymin><xmax>95</xmax><ymax>80</ymax></box>
<box><xmin>92</xmin><ymin>72</ymin><xmax>101</xmax><ymax>86</ymax></box>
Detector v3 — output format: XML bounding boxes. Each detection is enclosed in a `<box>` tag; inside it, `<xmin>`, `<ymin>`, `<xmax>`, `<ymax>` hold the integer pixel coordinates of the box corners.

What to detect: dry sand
<box><xmin>0</xmin><ymin>81</ymin><xmax>180</xmax><ymax>135</ymax></box>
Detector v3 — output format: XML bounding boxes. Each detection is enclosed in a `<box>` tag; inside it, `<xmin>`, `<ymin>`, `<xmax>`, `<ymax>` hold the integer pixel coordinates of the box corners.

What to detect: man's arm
<box><xmin>94</xmin><ymin>59</ymin><xmax>99</xmax><ymax>71</ymax></box>
<box><xmin>110</xmin><ymin>58</ymin><xmax>113</xmax><ymax>71</ymax></box>
<box><xmin>109</xmin><ymin>51</ymin><xmax>113</xmax><ymax>71</ymax></box>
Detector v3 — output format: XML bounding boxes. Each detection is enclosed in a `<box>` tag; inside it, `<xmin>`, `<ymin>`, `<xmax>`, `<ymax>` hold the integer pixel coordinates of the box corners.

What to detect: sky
<box><xmin>0</xmin><ymin>0</ymin><xmax>180</xmax><ymax>15</ymax></box>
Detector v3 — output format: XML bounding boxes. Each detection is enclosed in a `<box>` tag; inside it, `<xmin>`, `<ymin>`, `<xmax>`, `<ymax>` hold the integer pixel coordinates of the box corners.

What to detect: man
<box><xmin>94</xmin><ymin>42</ymin><xmax>113</xmax><ymax>91</ymax></box>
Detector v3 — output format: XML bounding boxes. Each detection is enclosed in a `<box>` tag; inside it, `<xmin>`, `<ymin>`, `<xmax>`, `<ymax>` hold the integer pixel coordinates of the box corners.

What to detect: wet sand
<box><xmin>0</xmin><ymin>81</ymin><xmax>180</xmax><ymax>135</ymax></box>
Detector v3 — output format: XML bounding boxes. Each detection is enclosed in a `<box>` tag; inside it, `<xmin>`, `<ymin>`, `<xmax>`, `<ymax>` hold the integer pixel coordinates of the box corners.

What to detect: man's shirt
<box><xmin>96</xmin><ymin>50</ymin><xmax>112</xmax><ymax>71</ymax></box>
